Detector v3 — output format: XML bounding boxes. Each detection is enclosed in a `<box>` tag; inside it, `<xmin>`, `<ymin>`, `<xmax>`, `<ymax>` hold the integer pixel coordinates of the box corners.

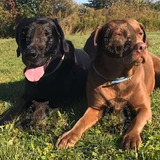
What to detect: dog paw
<box><xmin>56</xmin><ymin>130</ymin><xmax>81</xmax><ymax>149</ymax></box>
<box><xmin>123</xmin><ymin>132</ymin><xmax>142</xmax><ymax>150</ymax></box>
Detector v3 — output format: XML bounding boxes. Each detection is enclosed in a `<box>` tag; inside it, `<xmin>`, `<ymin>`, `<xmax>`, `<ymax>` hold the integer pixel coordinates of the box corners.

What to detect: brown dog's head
<box><xmin>94</xmin><ymin>19</ymin><xmax>147</xmax><ymax>66</ymax></box>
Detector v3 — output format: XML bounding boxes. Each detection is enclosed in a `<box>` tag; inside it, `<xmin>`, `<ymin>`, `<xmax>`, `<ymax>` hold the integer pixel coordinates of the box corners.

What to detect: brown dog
<box><xmin>56</xmin><ymin>19</ymin><xmax>160</xmax><ymax>150</ymax></box>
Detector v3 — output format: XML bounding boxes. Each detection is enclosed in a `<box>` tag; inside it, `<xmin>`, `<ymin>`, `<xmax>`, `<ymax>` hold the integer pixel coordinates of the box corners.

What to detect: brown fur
<box><xmin>56</xmin><ymin>19</ymin><xmax>160</xmax><ymax>150</ymax></box>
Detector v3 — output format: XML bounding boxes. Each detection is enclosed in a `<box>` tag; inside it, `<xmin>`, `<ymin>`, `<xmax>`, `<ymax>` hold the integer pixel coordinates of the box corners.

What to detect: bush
<box><xmin>60</xmin><ymin>2</ymin><xmax>160</xmax><ymax>34</ymax></box>
<box><xmin>1</xmin><ymin>0</ymin><xmax>160</xmax><ymax>37</ymax></box>
<box><xmin>0</xmin><ymin>6</ymin><xmax>14</xmax><ymax>37</ymax></box>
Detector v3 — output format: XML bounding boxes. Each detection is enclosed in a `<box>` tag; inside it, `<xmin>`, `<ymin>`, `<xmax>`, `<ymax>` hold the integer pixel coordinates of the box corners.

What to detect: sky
<box><xmin>74</xmin><ymin>0</ymin><xmax>159</xmax><ymax>4</ymax></box>
<box><xmin>74</xmin><ymin>0</ymin><xmax>88</xmax><ymax>4</ymax></box>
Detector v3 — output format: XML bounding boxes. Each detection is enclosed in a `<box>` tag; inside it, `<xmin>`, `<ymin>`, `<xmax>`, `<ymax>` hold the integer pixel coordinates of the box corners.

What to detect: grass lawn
<box><xmin>0</xmin><ymin>33</ymin><xmax>160</xmax><ymax>160</ymax></box>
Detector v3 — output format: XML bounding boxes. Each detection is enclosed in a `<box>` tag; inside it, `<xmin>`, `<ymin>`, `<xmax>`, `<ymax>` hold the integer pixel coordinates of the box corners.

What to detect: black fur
<box><xmin>0</xmin><ymin>17</ymin><xmax>90</xmax><ymax>125</ymax></box>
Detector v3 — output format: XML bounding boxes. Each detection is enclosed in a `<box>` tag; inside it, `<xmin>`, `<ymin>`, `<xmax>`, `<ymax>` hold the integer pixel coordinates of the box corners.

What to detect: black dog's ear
<box><xmin>139</xmin><ymin>23</ymin><xmax>146</xmax><ymax>43</ymax></box>
<box><xmin>16</xmin><ymin>23</ymin><xmax>21</xmax><ymax>57</ymax></box>
<box><xmin>52</xmin><ymin>18</ymin><xmax>69</xmax><ymax>53</ymax></box>
<box><xmin>16</xmin><ymin>48</ymin><xmax>21</xmax><ymax>57</ymax></box>
<box><xmin>15</xmin><ymin>17</ymin><xmax>37</xmax><ymax>57</ymax></box>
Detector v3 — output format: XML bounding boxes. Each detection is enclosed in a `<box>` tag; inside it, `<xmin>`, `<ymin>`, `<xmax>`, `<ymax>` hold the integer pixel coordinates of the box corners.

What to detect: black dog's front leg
<box><xmin>0</xmin><ymin>98</ymin><xmax>30</xmax><ymax>125</ymax></box>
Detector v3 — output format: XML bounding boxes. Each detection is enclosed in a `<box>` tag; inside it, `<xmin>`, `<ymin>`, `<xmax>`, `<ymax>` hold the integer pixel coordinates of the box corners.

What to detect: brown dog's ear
<box><xmin>139</xmin><ymin>23</ymin><xmax>146</xmax><ymax>43</ymax></box>
<box><xmin>94</xmin><ymin>27</ymin><xmax>102</xmax><ymax>46</ymax></box>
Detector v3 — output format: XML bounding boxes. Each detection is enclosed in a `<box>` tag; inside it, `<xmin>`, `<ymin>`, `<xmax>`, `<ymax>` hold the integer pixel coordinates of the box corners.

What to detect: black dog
<box><xmin>0</xmin><ymin>17</ymin><xmax>90</xmax><ymax>125</ymax></box>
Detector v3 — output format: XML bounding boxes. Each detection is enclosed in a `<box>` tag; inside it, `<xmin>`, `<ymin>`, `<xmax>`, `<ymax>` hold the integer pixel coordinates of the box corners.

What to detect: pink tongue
<box><xmin>25</xmin><ymin>66</ymin><xmax>45</xmax><ymax>82</ymax></box>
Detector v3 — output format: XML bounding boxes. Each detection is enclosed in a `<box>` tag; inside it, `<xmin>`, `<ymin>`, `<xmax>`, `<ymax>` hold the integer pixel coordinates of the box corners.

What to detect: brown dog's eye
<box><xmin>117</xmin><ymin>33</ymin><xmax>122</xmax><ymax>36</ymax></box>
<box><xmin>139</xmin><ymin>32</ymin><xmax>143</xmax><ymax>36</ymax></box>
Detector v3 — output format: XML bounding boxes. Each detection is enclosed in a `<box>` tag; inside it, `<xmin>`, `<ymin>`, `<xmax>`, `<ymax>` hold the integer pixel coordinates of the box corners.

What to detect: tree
<box><xmin>14</xmin><ymin>0</ymin><xmax>78</xmax><ymax>18</ymax></box>
<box><xmin>152</xmin><ymin>0</ymin><xmax>160</xmax><ymax>11</ymax></box>
<box><xmin>15</xmin><ymin>0</ymin><xmax>40</xmax><ymax>17</ymax></box>
<box><xmin>51</xmin><ymin>0</ymin><xmax>78</xmax><ymax>18</ymax></box>
<box><xmin>83</xmin><ymin>0</ymin><xmax>154</xmax><ymax>9</ymax></box>
<box><xmin>83</xmin><ymin>0</ymin><xmax>118</xmax><ymax>9</ymax></box>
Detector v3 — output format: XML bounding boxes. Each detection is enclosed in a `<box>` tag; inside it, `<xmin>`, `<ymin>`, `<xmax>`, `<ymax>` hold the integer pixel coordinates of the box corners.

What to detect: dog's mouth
<box><xmin>24</xmin><ymin>58</ymin><xmax>51</xmax><ymax>82</ymax></box>
<box><xmin>133</xmin><ymin>57</ymin><xmax>145</xmax><ymax>66</ymax></box>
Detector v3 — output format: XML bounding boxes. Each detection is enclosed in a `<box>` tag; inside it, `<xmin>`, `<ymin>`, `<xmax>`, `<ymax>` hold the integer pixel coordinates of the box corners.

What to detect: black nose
<box><xmin>137</xmin><ymin>43</ymin><xmax>147</xmax><ymax>52</ymax></box>
<box><xmin>24</xmin><ymin>47</ymin><xmax>38</xmax><ymax>59</ymax></box>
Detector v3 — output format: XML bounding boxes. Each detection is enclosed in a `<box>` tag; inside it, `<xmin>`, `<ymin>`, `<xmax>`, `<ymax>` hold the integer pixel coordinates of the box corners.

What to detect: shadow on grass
<box><xmin>0</xmin><ymin>78</ymin><xmax>87</xmax><ymax>131</ymax></box>
<box><xmin>0</xmin><ymin>80</ymin><xmax>127</xmax><ymax>150</ymax></box>
<box><xmin>60</xmin><ymin>98</ymin><xmax>87</xmax><ymax>122</ymax></box>
<box><xmin>0</xmin><ymin>79</ymin><xmax>25</xmax><ymax>103</ymax></box>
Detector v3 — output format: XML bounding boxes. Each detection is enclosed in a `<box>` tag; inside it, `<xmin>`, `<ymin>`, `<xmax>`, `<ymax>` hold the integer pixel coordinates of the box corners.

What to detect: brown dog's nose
<box><xmin>137</xmin><ymin>43</ymin><xmax>147</xmax><ymax>52</ymax></box>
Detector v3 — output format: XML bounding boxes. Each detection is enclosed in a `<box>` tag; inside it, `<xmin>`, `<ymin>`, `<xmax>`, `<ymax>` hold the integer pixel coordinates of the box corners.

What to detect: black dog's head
<box><xmin>16</xmin><ymin>17</ymin><xmax>70</xmax><ymax>82</ymax></box>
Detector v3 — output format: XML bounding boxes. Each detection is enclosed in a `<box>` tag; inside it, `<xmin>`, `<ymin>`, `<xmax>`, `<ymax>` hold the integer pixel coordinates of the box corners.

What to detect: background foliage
<box><xmin>0</xmin><ymin>0</ymin><xmax>160</xmax><ymax>37</ymax></box>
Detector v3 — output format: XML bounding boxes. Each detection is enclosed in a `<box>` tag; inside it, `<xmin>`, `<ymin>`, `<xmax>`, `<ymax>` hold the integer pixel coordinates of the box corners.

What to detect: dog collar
<box><xmin>92</xmin><ymin>64</ymin><xmax>132</xmax><ymax>85</ymax></box>
<box><xmin>110</xmin><ymin>76</ymin><xmax>132</xmax><ymax>84</ymax></box>
<box><xmin>42</xmin><ymin>54</ymin><xmax>65</xmax><ymax>78</ymax></box>
<box><xmin>51</xmin><ymin>54</ymin><xmax>65</xmax><ymax>73</ymax></box>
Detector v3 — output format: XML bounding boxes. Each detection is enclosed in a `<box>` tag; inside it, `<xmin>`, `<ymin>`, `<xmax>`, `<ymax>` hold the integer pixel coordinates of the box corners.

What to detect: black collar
<box><xmin>42</xmin><ymin>54</ymin><xmax>65</xmax><ymax>78</ymax></box>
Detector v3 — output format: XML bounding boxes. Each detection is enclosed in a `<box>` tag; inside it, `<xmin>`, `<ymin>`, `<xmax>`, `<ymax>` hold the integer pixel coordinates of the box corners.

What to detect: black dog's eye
<box><xmin>20</xmin><ymin>31</ymin><xmax>26</xmax><ymax>39</ymax></box>
<box><xmin>48</xmin><ymin>37</ymin><xmax>55</xmax><ymax>44</ymax></box>
<box><xmin>45</xmin><ymin>32</ymin><xmax>49</xmax><ymax>36</ymax></box>
<box><xmin>45</xmin><ymin>32</ymin><xmax>51</xmax><ymax>37</ymax></box>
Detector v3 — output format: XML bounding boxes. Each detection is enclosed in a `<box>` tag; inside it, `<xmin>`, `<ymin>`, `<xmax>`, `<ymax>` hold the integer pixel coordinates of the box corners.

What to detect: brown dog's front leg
<box><xmin>123</xmin><ymin>106</ymin><xmax>152</xmax><ymax>150</ymax></box>
<box><xmin>56</xmin><ymin>107</ymin><xmax>103</xmax><ymax>149</ymax></box>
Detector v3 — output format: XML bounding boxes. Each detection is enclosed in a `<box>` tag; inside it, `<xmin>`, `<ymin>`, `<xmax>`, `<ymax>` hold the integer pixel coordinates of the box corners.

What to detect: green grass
<box><xmin>0</xmin><ymin>33</ymin><xmax>160</xmax><ymax>160</ymax></box>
